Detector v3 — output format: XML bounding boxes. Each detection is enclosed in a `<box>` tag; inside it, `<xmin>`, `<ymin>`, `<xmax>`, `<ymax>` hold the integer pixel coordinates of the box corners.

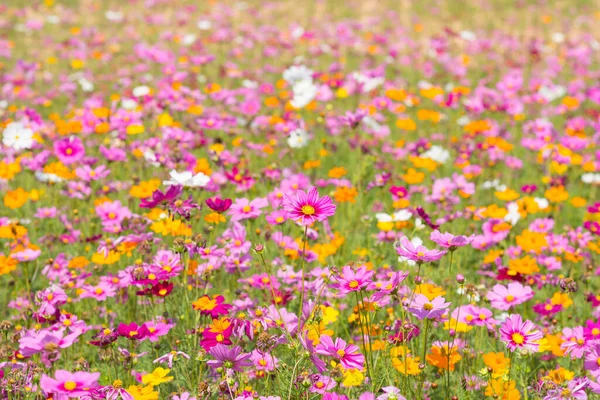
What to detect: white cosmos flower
<box><xmin>352</xmin><ymin>72</ymin><xmax>384</xmax><ymax>92</ymax></box>
<box><xmin>133</xmin><ymin>85</ymin><xmax>150</xmax><ymax>97</ymax></box>
<box><xmin>197</xmin><ymin>20</ymin><xmax>212</xmax><ymax>30</ymax></box>
<box><xmin>282</xmin><ymin>65</ymin><xmax>313</xmax><ymax>86</ymax></box>
<box><xmin>2</xmin><ymin>122</ymin><xmax>34</xmax><ymax>150</ymax></box>
<box><xmin>538</xmin><ymin>85</ymin><xmax>566</xmax><ymax>102</ymax></box>
<box><xmin>121</xmin><ymin>98</ymin><xmax>138</xmax><ymax>110</ymax></box>
<box><xmin>163</xmin><ymin>170</ymin><xmax>210</xmax><ymax>187</ymax></box>
<box><xmin>287</xmin><ymin>128</ymin><xmax>309</xmax><ymax>149</ymax></box>
<box><xmin>460</xmin><ymin>30</ymin><xmax>476</xmax><ymax>41</ymax></box>
<box><xmin>290</xmin><ymin>80</ymin><xmax>317</xmax><ymax>109</ymax></box>
<box><xmin>504</xmin><ymin>202</ymin><xmax>521</xmax><ymax>225</ymax></box>
<box><xmin>105</xmin><ymin>11</ymin><xmax>123</xmax><ymax>22</ymax></box>
<box><xmin>421</xmin><ymin>145</ymin><xmax>450</xmax><ymax>164</ymax></box>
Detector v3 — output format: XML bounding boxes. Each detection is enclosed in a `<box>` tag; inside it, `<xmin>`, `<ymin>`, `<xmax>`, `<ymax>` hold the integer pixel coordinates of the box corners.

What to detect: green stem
<box><xmin>297</xmin><ymin>225</ymin><xmax>308</xmax><ymax>321</ymax></box>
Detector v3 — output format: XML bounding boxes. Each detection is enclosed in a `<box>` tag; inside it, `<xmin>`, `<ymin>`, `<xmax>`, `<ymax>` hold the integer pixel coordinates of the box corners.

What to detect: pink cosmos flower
<box><xmin>54</xmin><ymin>136</ymin><xmax>85</xmax><ymax>165</ymax></box>
<box><xmin>40</xmin><ymin>370</ymin><xmax>100</xmax><ymax>398</ymax></box>
<box><xmin>229</xmin><ymin>197</ymin><xmax>268</xmax><ymax>221</ymax></box>
<box><xmin>429</xmin><ymin>230</ymin><xmax>474</xmax><ymax>250</ymax></box>
<box><xmin>395</xmin><ymin>236</ymin><xmax>447</xmax><ymax>264</ymax></box>
<box><xmin>408</xmin><ymin>294</ymin><xmax>451</xmax><ymax>320</ymax></box>
<box><xmin>331</xmin><ymin>264</ymin><xmax>373</xmax><ymax>295</ymax></box>
<box><xmin>283</xmin><ymin>186</ymin><xmax>336</xmax><ymax>226</ymax></box>
<box><xmin>561</xmin><ymin>327</ymin><xmax>587</xmax><ymax>359</ymax></box>
<box><xmin>316</xmin><ymin>335</ymin><xmax>365</xmax><ymax>370</ymax></box>
<box><xmin>486</xmin><ymin>282</ymin><xmax>534</xmax><ymax>311</ymax></box>
<box><xmin>584</xmin><ymin>342</ymin><xmax>600</xmax><ymax>375</ymax></box>
<box><xmin>500</xmin><ymin>314</ymin><xmax>543</xmax><ymax>353</ymax></box>
<box><xmin>309</xmin><ymin>374</ymin><xmax>337</xmax><ymax>394</ymax></box>
<box><xmin>35</xmin><ymin>207</ymin><xmax>57</xmax><ymax>218</ymax></box>
<box><xmin>153</xmin><ymin>350</ymin><xmax>190</xmax><ymax>368</ymax></box>
<box><xmin>250</xmin><ymin>350</ymin><xmax>279</xmax><ymax>372</ymax></box>
<box><xmin>377</xmin><ymin>387</ymin><xmax>406</xmax><ymax>400</ymax></box>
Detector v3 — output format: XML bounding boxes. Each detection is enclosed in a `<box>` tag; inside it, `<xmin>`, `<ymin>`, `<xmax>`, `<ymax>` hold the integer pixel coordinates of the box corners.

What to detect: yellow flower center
<box><xmin>243</xmin><ymin>205</ymin><xmax>251</xmax><ymax>212</ymax></box>
<box><xmin>348</xmin><ymin>280</ymin><xmax>359</xmax><ymax>289</ymax></box>
<box><xmin>159</xmin><ymin>289</ymin><xmax>167</xmax><ymax>296</ymax></box>
<box><xmin>512</xmin><ymin>333</ymin><xmax>525</xmax><ymax>344</ymax></box>
<box><xmin>65</xmin><ymin>148</ymin><xmax>73</xmax><ymax>155</ymax></box>
<box><xmin>113</xmin><ymin>380</ymin><xmax>123</xmax><ymax>389</ymax></box>
<box><xmin>301</xmin><ymin>205</ymin><xmax>315</xmax><ymax>215</ymax></box>
<box><xmin>505</xmin><ymin>295</ymin><xmax>515</xmax><ymax>302</ymax></box>
<box><xmin>423</xmin><ymin>303</ymin><xmax>434</xmax><ymax>311</ymax></box>
<box><xmin>315</xmin><ymin>382</ymin><xmax>325</xmax><ymax>388</ymax></box>
<box><xmin>592</xmin><ymin>328</ymin><xmax>600</xmax><ymax>336</ymax></box>
<box><xmin>417</xmin><ymin>251</ymin><xmax>425</xmax><ymax>257</ymax></box>
<box><xmin>95</xmin><ymin>288</ymin><xmax>104</xmax><ymax>295</ymax></box>
<box><xmin>336</xmin><ymin>349</ymin><xmax>346</xmax><ymax>357</ymax></box>
<box><xmin>129</xmin><ymin>331</ymin><xmax>138</xmax><ymax>337</ymax></box>
<box><xmin>64</xmin><ymin>381</ymin><xmax>77</xmax><ymax>391</ymax></box>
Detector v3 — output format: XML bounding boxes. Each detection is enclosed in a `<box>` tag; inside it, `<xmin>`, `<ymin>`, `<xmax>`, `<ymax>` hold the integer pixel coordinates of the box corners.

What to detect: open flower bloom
<box><xmin>408</xmin><ymin>294</ymin><xmax>451</xmax><ymax>320</ymax></box>
<box><xmin>283</xmin><ymin>186</ymin><xmax>336</xmax><ymax>226</ymax></box>
<box><xmin>315</xmin><ymin>335</ymin><xmax>365</xmax><ymax>370</ymax></box>
<box><xmin>40</xmin><ymin>370</ymin><xmax>100</xmax><ymax>398</ymax></box>
<box><xmin>499</xmin><ymin>314</ymin><xmax>543</xmax><ymax>353</ymax></box>
<box><xmin>163</xmin><ymin>170</ymin><xmax>210</xmax><ymax>187</ymax></box>
<box><xmin>395</xmin><ymin>236</ymin><xmax>447</xmax><ymax>263</ymax></box>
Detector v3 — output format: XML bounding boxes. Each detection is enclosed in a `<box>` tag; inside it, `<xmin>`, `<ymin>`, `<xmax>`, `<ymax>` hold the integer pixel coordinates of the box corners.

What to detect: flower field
<box><xmin>1</xmin><ymin>0</ymin><xmax>600</xmax><ymax>399</ymax></box>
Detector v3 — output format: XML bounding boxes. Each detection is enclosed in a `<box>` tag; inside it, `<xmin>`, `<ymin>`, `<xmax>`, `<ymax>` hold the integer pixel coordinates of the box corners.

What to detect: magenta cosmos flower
<box><xmin>499</xmin><ymin>314</ymin><xmax>543</xmax><ymax>353</ymax></box>
<box><xmin>54</xmin><ymin>136</ymin><xmax>85</xmax><ymax>165</ymax></box>
<box><xmin>332</xmin><ymin>264</ymin><xmax>374</xmax><ymax>294</ymax></box>
<box><xmin>395</xmin><ymin>236</ymin><xmax>447</xmax><ymax>264</ymax></box>
<box><xmin>486</xmin><ymin>282</ymin><xmax>534</xmax><ymax>311</ymax></box>
<box><xmin>207</xmin><ymin>344</ymin><xmax>252</xmax><ymax>372</ymax></box>
<box><xmin>283</xmin><ymin>186</ymin><xmax>336</xmax><ymax>226</ymax></box>
<box><xmin>408</xmin><ymin>294</ymin><xmax>451</xmax><ymax>320</ymax></box>
<box><xmin>316</xmin><ymin>335</ymin><xmax>365</xmax><ymax>370</ymax></box>
<box><xmin>40</xmin><ymin>370</ymin><xmax>100</xmax><ymax>398</ymax></box>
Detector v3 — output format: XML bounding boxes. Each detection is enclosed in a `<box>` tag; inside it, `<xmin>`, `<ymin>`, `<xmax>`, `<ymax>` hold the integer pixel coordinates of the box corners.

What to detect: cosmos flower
<box><xmin>207</xmin><ymin>344</ymin><xmax>252</xmax><ymax>372</ymax></box>
<box><xmin>2</xmin><ymin>121</ymin><xmax>34</xmax><ymax>150</ymax></box>
<box><xmin>331</xmin><ymin>264</ymin><xmax>373</xmax><ymax>294</ymax></box>
<box><xmin>408</xmin><ymin>294</ymin><xmax>451</xmax><ymax>320</ymax></box>
<box><xmin>163</xmin><ymin>170</ymin><xmax>210</xmax><ymax>187</ymax></box>
<box><xmin>395</xmin><ymin>236</ymin><xmax>447</xmax><ymax>264</ymax></box>
<box><xmin>282</xmin><ymin>186</ymin><xmax>336</xmax><ymax>226</ymax></box>
<box><xmin>499</xmin><ymin>314</ymin><xmax>543</xmax><ymax>353</ymax></box>
<box><xmin>429</xmin><ymin>230</ymin><xmax>474</xmax><ymax>250</ymax></box>
<box><xmin>316</xmin><ymin>335</ymin><xmax>365</xmax><ymax>370</ymax></box>
<box><xmin>40</xmin><ymin>370</ymin><xmax>100</xmax><ymax>398</ymax></box>
<box><xmin>487</xmin><ymin>282</ymin><xmax>534</xmax><ymax>311</ymax></box>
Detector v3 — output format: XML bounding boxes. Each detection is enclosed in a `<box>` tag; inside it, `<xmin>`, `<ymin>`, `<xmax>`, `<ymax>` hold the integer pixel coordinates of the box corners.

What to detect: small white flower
<box><xmin>504</xmin><ymin>202</ymin><xmax>521</xmax><ymax>225</ymax></box>
<box><xmin>132</xmin><ymin>85</ymin><xmax>150</xmax><ymax>97</ymax></box>
<box><xmin>163</xmin><ymin>170</ymin><xmax>210</xmax><ymax>187</ymax></box>
<box><xmin>551</xmin><ymin>32</ymin><xmax>565</xmax><ymax>43</ymax></box>
<box><xmin>121</xmin><ymin>98</ymin><xmax>138</xmax><ymax>110</ymax></box>
<box><xmin>291</xmin><ymin>26</ymin><xmax>304</xmax><ymax>39</ymax></box>
<box><xmin>78</xmin><ymin>78</ymin><xmax>94</xmax><ymax>92</ymax></box>
<box><xmin>457</xmin><ymin>116</ymin><xmax>471</xmax><ymax>126</ymax></box>
<box><xmin>582</xmin><ymin>173</ymin><xmax>600</xmax><ymax>184</ymax></box>
<box><xmin>182</xmin><ymin>34</ymin><xmax>197</xmax><ymax>46</ymax></box>
<box><xmin>105</xmin><ymin>11</ymin><xmax>123</xmax><ymax>22</ymax></box>
<box><xmin>2</xmin><ymin>122</ymin><xmax>34</xmax><ymax>150</ymax></box>
<box><xmin>46</xmin><ymin>15</ymin><xmax>60</xmax><ymax>24</ymax></box>
<box><xmin>290</xmin><ymin>80</ymin><xmax>317</xmax><ymax>109</ymax></box>
<box><xmin>283</xmin><ymin>65</ymin><xmax>313</xmax><ymax>86</ymax></box>
<box><xmin>421</xmin><ymin>145</ymin><xmax>450</xmax><ymax>164</ymax></box>
<box><xmin>460</xmin><ymin>30</ymin><xmax>476</xmax><ymax>41</ymax></box>
<box><xmin>287</xmin><ymin>128</ymin><xmax>309</xmax><ymax>149</ymax></box>
<box><xmin>197</xmin><ymin>20</ymin><xmax>212</xmax><ymax>30</ymax></box>
<box><xmin>534</xmin><ymin>197</ymin><xmax>549</xmax><ymax>210</ymax></box>
<box><xmin>352</xmin><ymin>72</ymin><xmax>384</xmax><ymax>92</ymax></box>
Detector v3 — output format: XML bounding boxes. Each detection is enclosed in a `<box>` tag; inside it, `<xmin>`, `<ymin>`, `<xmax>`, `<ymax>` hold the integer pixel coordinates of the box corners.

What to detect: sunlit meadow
<box><xmin>1</xmin><ymin>0</ymin><xmax>600</xmax><ymax>399</ymax></box>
